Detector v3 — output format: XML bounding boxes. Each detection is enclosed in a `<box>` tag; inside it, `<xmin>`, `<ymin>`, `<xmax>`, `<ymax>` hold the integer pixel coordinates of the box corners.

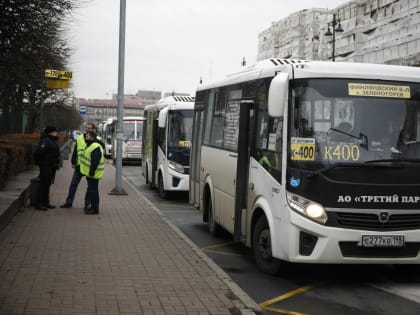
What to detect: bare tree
<box><xmin>0</xmin><ymin>0</ymin><xmax>85</xmax><ymax>134</ymax></box>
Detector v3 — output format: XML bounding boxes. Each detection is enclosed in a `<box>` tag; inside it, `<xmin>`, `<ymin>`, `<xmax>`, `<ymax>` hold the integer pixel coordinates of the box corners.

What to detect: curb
<box><xmin>0</xmin><ymin>168</ymin><xmax>38</xmax><ymax>232</ymax></box>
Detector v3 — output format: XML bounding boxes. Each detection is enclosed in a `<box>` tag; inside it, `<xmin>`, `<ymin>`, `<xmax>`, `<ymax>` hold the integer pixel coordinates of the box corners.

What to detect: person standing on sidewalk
<box><xmin>60</xmin><ymin>122</ymin><xmax>97</xmax><ymax>209</ymax></box>
<box><xmin>79</xmin><ymin>131</ymin><xmax>104</xmax><ymax>214</ymax></box>
<box><xmin>33</xmin><ymin>126</ymin><xmax>60</xmax><ymax>210</ymax></box>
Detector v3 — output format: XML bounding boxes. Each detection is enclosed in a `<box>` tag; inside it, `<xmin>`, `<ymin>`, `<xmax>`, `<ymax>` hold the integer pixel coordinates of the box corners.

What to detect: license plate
<box><xmin>362</xmin><ymin>235</ymin><xmax>405</xmax><ymax>247</ymax></box>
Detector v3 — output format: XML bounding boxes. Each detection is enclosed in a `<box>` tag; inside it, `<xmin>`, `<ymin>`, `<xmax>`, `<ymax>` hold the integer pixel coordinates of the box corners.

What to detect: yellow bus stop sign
<box><xmin>45</xmin><ymin>69</ymin><xmax>59</xmax><ymax>78</ymax></box>
<box><xmin>46</xmin><ymin>79</ymin><xmax>70</xmax><ymax>89</ymax></box>
<box><xmin>59</xmin><ymin>70</ymin><xmax>72</xmax><ymax>80</ymax></box>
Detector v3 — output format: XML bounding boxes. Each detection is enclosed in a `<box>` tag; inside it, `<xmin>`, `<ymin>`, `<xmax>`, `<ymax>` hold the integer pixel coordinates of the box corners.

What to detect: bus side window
<box><xmin>253</xmin><ymin>88</ymin><xmax>282</xmax><ymax>182</ymax></box>
<box><xmin>210</xmin><ymin>91</ymin><xmax>226</xmax><ymax>148</ymax></box>
<box><xmin>158</xmin><ymin>126</ymin><xmax>166</xmax><ymax>154</ymax></box>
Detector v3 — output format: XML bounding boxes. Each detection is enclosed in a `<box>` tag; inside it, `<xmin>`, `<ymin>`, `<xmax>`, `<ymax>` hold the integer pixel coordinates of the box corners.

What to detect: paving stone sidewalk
<box><xmin>0</xmin><ymin>161</ymin><xmax>260</xmax><ymax>315</ymax></box>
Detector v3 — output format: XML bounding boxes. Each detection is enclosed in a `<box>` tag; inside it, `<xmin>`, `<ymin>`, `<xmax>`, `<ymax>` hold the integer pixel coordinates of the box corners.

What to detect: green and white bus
<box><xmin>190</xmin><ymin>58</ymin><xmax>420</xmax><ymax>274</ymax></box>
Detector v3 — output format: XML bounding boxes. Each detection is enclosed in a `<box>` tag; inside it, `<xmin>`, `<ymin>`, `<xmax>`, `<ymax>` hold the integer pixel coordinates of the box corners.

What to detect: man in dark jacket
<box><xmin>33</xmin><ymin>126</ymin><xmax>60</xmax><ymax>210</ymax></box>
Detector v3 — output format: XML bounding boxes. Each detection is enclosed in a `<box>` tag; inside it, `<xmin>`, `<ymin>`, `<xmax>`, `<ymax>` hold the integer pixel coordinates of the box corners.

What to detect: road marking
<box><xmin>201</xmin><ymin>242</ymin><xmax>247</xmax><ymax>257</ymax></box>
<box><xmin>368</xmin><ymin>281</ymin><xmax>420</xmax><ymax>304</ymax></box>
<box><xmin>259</xmin><ymin>284</ymin><xmax>316</xmax><ymax>315</ymax></box>
<box><xmin>202</xmin><ymin>242</ymin><xmax>234</xmax><ymax>250</ymax></box>
<box><xmin>261</xmin><ymin>305</ymin><xmax>311</xmax><ymax>315</ymax></box>
<box><xmin>204</xmin><ymin>249</ymin><xmax>245</xmax><ymax>257</ymax></box>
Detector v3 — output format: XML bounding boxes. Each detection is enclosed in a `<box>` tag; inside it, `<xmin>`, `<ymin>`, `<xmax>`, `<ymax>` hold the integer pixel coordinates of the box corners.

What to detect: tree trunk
<box><xmin>11</xmin><ymin>88</ymin><xmax>24</xmax><ymax>133</ymax></box>
<box><xmin>0</xmin><ymin>96</ymin><xmax>10</xmax><ymax>135</ymax></box>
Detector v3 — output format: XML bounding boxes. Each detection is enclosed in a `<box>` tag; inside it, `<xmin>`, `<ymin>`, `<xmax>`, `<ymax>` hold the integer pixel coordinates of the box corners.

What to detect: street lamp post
<box><xmin>325</xmin><ymin>13</ymin><xmax>344</xmax><ymax>61</ymax></box>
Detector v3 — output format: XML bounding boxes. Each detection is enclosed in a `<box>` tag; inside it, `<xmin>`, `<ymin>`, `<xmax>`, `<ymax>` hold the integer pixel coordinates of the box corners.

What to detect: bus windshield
<box><xmin>167</xmin><ymin>110</ymin><xmax>193</xmax><ymax>166</ymax></box>
<box><xmin>123</xmin><ymin>120</ymin><xmax>143</xmax><ymax>141</ymax></box>
<box><xmin>288</xmin><ymin>78</ymin><xmax>420</xmax><ymax>171</ymax></box>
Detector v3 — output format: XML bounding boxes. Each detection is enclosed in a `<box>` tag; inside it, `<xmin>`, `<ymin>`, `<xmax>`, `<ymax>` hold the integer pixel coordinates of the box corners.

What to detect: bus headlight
<box><xmin>168</xmin><ymin>161</ymin><xmax>185</xmax><ymax>174</ymax></box>
<box><xmin>286</xmin><ymin>192</ymin><xmax>328</xmax><ymax>224</ymax></box>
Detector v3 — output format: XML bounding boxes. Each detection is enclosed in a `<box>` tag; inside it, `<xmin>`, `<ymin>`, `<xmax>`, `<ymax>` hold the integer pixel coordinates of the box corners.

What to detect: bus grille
<box><xmin>339</xmin><ymin>242</ymin><xmax>420</xmax><ymax>258</ymax></box>
<box><xmin>327</xmin><ymin>212</ymin><xmax>420</xmax><ymax>231</ymax></box>
<box><xmin>125</xmin><ymin>146</ymin><xmax>141</xmax><ymax>153</ymax></box>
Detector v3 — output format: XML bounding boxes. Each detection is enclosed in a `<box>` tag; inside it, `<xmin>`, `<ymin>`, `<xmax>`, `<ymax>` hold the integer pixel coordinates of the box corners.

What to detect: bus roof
<box><xmin>105</xmin><ymin>117</ymin><xmax>117</xmax><ymax>124</ymax></box>
<box><xmin>145</xmin><ymin>96</ymin><xmax>195</xmax><ymax>112</ymax></box>
<box><xmin>122</xmin><ymin>116</ymin><xmax>145</xmax><ymax>121</ymax></box>
<box><xmin>196</xmin><ymin>58</ymin><xmax>420</xmax><ymax>91</ymax></box>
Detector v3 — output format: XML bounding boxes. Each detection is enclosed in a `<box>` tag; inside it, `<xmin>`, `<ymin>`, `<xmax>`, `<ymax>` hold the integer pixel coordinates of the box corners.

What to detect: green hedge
<box><xmin>0</xmin><ymin>132</ymin><xmax>70</xmax><ymax>189</ymax></box>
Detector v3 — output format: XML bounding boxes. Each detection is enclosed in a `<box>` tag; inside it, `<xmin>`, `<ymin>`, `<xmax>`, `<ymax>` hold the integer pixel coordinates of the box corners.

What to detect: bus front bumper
<box><xmin>273</xmin><ymin>210</ymin><xmax>420</xmax><ymax>264</ymax></box>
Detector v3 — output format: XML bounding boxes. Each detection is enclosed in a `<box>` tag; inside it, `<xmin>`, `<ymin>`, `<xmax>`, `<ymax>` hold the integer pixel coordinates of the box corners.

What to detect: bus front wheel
<box><xmin>253</xmin><ymin>215</ymin><xmax>282</xmax><ymax>275</ymax></box>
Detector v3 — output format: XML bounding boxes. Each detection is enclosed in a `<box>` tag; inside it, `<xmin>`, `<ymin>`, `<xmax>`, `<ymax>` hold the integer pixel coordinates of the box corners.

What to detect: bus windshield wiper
<box><xmin>329</xmin><ymin>128</ymin><xmax>359</xmax><ymax>140</ymax></box>
<box><xmin>307</xmin><ymin>160</ymin><xmax>405</xmax><ymax>178</ymax></box>
<box><xmin>307</xmin><ymin>162</ymin><xmax>364</xmax><ymax>178</ymax></box>
<box><xmin>364</xmin><ymin>158</ymin><xmax>420</xmax><ymax>164</ymax></box>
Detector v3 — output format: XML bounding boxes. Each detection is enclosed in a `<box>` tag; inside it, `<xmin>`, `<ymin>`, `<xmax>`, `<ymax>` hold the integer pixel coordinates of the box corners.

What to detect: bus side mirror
<box><xmin>268</xmin><ymin>72</ymin><xmax>289</xmax><ymax>118</ymax></box>
<box><xmin>158</xmin><ymin>107</ymin><xmax>168</xmax><ymax>128</ymax></box>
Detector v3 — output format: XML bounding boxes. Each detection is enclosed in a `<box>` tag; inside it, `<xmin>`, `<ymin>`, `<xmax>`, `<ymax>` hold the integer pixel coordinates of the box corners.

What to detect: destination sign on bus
<box><xmin>348</xmin><ymin>83</ymin><xmax>411</xmax><ymax>99</ymax></box>
<box><xmin>179</xmin><ymin>140</ymin><xmax>191</xmax><ymax>148</ymax></box>
<box><xmin>290</xmin><ymin>137</ymin><xmax>315</xmax><ymax>161</ymax></box>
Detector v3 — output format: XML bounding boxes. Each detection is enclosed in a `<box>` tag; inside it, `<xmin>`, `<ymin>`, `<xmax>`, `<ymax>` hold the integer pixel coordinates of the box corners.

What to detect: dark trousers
<box><xmin>85</xmin><ymin>177</ymin><xmax>99</xmax><ymax>211</ymax></box>
<box><xmin>64</xmin><ymin>166</ymin><xmax>87</xmax><ymax>206</ymax></box>
<box><xmin>37</xmin><ymin>165</ymin><xmax>54</xmax><ymax>206</ymax></box>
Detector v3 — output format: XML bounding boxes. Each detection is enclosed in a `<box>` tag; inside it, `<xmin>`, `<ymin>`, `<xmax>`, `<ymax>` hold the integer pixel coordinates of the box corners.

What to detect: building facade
<box><xmin>258</xmin><ymin>0</ymin><xmax>420</xmax><ymax>66</ymax></box>
<box><xmin>78</xmin><ymin>95</ymin><xmax>153</xmax><ymax>127</ymax></box>
<box><xmin>78</xmin><ymin>90</ymin><xmax>192</xmax><ymax>127</ymax></box>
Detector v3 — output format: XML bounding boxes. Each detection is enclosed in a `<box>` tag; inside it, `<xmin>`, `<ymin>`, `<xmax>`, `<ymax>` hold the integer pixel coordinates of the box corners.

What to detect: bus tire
<box><xmin>145</xmin><ymin>165</ymin><xmax>149</xmax><ymax>185</ymax></box>
<box><xmin>253</xmin><ymin>215</ymin><xmax>282</xmax><ymax>275</ymax></box>
<box><xmin>207</xmin><ymin>197</ymin><xmax>220</xmax><ymax>236</ymax></box>
<box><xmin>158</xmin><ymin>172</ymin><xmax>168</xmax><ymax>199</ymax></box>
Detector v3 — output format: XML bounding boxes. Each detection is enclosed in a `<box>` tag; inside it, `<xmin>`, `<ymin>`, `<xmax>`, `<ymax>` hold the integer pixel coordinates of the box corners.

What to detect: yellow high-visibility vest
<box><xmin>76</xmin><ymin>134</ymin><xmax>87</xmax><ymax>166</ymax></box>
<box><xmin>79</xmin><ymin>143</ymin><xmax>105</xmax><ymax>179</ymax></box>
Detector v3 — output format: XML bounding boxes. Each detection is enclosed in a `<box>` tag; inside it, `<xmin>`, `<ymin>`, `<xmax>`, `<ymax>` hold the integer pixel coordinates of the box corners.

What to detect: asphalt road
<box><xmin>121</xmin><ymin>164</ymin><xmax>420</xmax><ymax>315</ymax></box>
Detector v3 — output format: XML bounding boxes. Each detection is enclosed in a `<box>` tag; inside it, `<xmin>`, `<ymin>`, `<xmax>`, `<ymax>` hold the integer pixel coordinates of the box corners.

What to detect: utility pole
<box><xmin>110</xmin><ymin>0</ymin><xmax>127</xmax><ymax>195</ymax></box>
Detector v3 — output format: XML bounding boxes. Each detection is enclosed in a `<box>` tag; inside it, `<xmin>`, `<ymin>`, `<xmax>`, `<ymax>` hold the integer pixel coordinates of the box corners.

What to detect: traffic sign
<box><xmin>79</xmin><ymin>104</ymin><xmax>87</xmax><ymax>115</ymax></box>
<box><xmin>59</xmin><ymin>70</ymin><xmax>72</xmax><ymax>80</ymax></box>
<box><xmin>45</xmin><ymin>69</ymin><xmax>59</xmax><ymax>78</ymax></box>
<box><xmin>46</xmin><ymin>79</ymin><xmax>70</xmax><ymax>89</ymax></box>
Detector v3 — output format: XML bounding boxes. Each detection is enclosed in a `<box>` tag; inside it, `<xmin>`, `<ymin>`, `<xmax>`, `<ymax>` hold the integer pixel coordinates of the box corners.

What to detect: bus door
<box><xmin>190</xmin><ymin>103</ymin><xmax>205</xmax><ymax>207</ymax></box>
<box><xmin>234</xmin><ymin>100</ymin><xmax>254</xmax><ymax>242</ymax></box>
<box><xmin>151</xmin><ymin>113</ymin><xmax>159</xmax><ymax>188</ymax></box>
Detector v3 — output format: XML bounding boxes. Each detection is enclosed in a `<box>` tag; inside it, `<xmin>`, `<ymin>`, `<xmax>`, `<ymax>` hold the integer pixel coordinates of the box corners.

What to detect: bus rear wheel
<box><xmin>207</xmin><ymin>197</ymin><xmax>220</xmax><ymax>236</ymax></box>
<box><xmin>145</xmin><ymin>165</ymin><xmax>149</xmax><ymax>185</ymax></box>
<box><xmin>253</xmin><ymin>215</ymin><xmax>282</xmax><ymax>275</ymax></box>
<box><xmin>158</xmin><ymin>173</ymin><xmax>168</xmax><ymax>199</ymax></box>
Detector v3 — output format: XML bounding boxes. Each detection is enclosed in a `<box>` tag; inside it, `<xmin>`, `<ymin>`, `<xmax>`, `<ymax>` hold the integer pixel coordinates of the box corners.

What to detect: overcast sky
<box><xmin>67</xmin><ymin>0</ymin><xmax>349</xmax><ymax>99</ymax></box>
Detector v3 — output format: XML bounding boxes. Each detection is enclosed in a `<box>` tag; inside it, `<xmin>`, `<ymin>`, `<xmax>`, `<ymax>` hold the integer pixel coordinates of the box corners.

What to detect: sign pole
<box><xmin>110</xmin><ymin>0</ymin><xmax>127</xmax><ymax>195</ymax></box>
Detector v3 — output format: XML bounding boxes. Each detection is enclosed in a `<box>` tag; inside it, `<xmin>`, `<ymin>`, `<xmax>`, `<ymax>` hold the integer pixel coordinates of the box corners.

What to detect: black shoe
<box><xmin>46</xmin><ymin>204</ymin><xmax>56</xmax><ymax>209</ymax></box>
<box><xmin>85</xmin><ymin>207</ymin><xmax>99</xmax><ymax>215</ymax></box>
<box><xmin>60</xmin><ymin>204</ymin><xmax>72</xmax><ymax>208</ymax></box>
<box><xmin>35</xmin><ymin>205</ymin><xmax>48</xmax><ymax>211</ymax></box>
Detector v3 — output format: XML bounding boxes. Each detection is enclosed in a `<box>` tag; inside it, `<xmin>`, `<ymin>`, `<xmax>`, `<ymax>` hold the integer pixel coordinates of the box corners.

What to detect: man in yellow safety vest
<box><xmin>79</xmin><ymin>131</ymin><xmax>104</xmax><ymax>214</ymax></box>
<box><xmin>60</xmin><ymin>122</ymin><xmax>104</xmax><ymax>209</ymax></box>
